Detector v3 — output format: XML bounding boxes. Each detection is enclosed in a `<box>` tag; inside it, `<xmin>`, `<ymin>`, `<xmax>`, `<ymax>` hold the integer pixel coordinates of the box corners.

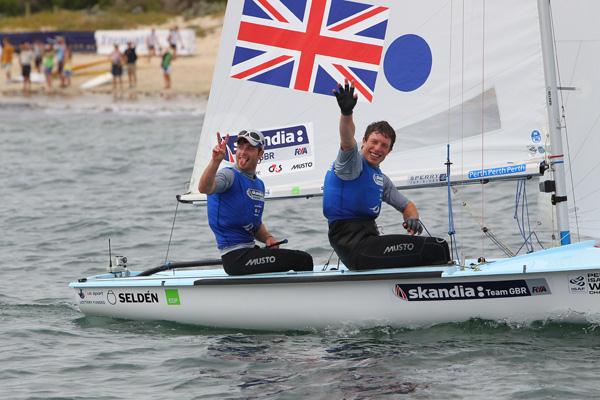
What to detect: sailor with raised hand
<box><xmin>323</xmin><ymin>80</ymin><xmax>450</xmax><ymax>270</ymax></box>
<box><xmin>199</xmin><ymin>130</ymin><xmax>314</xmax><ymax>275</ymax></box>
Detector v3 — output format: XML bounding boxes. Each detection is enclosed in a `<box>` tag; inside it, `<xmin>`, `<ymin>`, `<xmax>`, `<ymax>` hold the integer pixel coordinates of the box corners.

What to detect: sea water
<box><xmin>1</xmin><ymin>103</ymin><xmax>598</xmax><ymax>399</ymax></box>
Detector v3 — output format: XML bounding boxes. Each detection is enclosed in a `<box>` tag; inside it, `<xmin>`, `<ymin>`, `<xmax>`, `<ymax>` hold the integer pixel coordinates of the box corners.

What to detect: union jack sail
<box><xmin>230</xmin><ymin>0</ymin><xmax>390</xmax><ymax>102</ymax></box>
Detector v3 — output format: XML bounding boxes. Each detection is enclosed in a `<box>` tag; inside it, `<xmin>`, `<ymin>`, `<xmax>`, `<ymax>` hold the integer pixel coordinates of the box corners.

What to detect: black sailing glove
<box><xmin>333</xmin><ymin>81</ymin><xmax>357</xmax><ymax>116</ymax></box>
<box><xmin>404</xmin><ymin>218</ymin><xmax>423</xmax><ymax>235</ymax></box>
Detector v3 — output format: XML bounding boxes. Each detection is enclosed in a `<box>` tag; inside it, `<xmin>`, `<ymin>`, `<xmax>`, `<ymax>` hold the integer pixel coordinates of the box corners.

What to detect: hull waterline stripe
<box><xmin>193</xmin><ymin>271</ymin><xmax>443</xmax><ymax>285</ymax></box>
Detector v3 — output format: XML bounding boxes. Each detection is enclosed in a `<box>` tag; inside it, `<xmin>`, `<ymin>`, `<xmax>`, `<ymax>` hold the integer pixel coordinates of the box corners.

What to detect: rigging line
<box><xmin>419</xmin><ymin>219</ymin><xmax>434</xmax><ymax>237</ymax></box>
<box><xmin>570</xmin><ymin>110</ymin><xmax>600</xmax><ymax>161</ymax></box>
<box><xmin>322</xmin><ymin>248</ymin><xmax>337</xmax><ymax>271</ymax></box>
<box><xmin>459</xmin><ymin>0</ymin><xmax>465</xmax><ymax>263</ymax></box>
<box><xmin>452</xmin><ymin>185</ymin><xmax>515</xmax><ymax>256</ymax></box>
<box><xmin>513</xmin><ymin>180</ymin><xmax>526</xmax><ymax>249</ymax></box>
<box><xmin>564</xmin><ymin>42</ymin><xmax>582</xmax><ymax>106</ymax></box>
<box><xmin>571</xmin><ymin>182</ymin><xmax>600</xmax><ymax>204</ymax></box>
<box><xmin>447</xmin><ymin>0</ymin><xmax>454</xmax><ymax>145</ymax></box>
<box><xmin>513</xmin><ymin>180</ymin><xmax>535</xmax><ymax>253</ymax></box>
<box><xmin>480</xmin><ymin>0</ymin><xmax>486</xmax><ymax>258</ymax></box>
<box><xmin>414</xmin><ymin>0</ymin><xmax>453</xmax><ymax>31</ymax></box>
<box><xmin>445</xmin><ymin>2</ymin><xmax>460</xmax><ymax>262</ymax></box>
<box><xmin>515</xmin><ymin>231</ymin><xmax>546</xmax><ymax>255</ymax></box>
<box><xmin>446</xmin><ymin>144</ymin><xmax>460</xmax><ymax>263</ymax></box>
<box><xmin>524</xmin><ymin>182</ymin><xmax>534</xmax><ymax>251</ymax></box>
<box><xmin>483</xmin><ymin>228</ymin><xmax>515</xmax><ymax>257</ymax></box>
<box><xmin>164</xmin><ymin>199</ymin><xmax>180</xmax><ymax>264</ymax></box>
<box><xmin>520</xmin><ymin>180</ymin><xmax>532</xmax><ymax>252</ymax></box>
<box><xmin>572</xmin><ymin>154</ymin><xmax>600</xmax><ymax>189</ymax></box>
<box><xmin>549</xmin><ymin>1</ymin><xmax>581</xmax><ymax>242</ymax></box>
<box><xmin>514</xmin><ymin>181</ymin><xmax>528</xmax><ymax>251</ymax></box>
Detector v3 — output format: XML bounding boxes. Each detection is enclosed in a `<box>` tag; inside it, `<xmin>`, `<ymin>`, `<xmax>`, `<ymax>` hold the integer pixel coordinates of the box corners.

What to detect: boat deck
<box><xmin>69</xmin><ymin>241</ymin><xmax>600</xmax><ymax>289</ymax></box>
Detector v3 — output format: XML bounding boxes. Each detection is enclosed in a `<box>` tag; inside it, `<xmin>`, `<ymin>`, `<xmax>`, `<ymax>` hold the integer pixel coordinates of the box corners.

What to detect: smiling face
<box><xmin>235</xmin><ymin>139</ymin><xmax>264</xmax><ymax>173</ymax></box>
<box><xmin>361</xmin><ymin>131</ymin><xmax>392</xmax><ymax>167</ymax></box>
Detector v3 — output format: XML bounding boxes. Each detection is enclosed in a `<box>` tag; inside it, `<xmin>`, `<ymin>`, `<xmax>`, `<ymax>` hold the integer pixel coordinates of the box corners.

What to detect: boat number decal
<box><xmin>568</xmin><ymin>272</ymin><xmax>600</xmax><ymax>295</ymax></box>
<box><xmin>393</xmin><ymin>279</ymin><xmax>551</xmax><ymax>302</ymax></box>
<box><xmin>165</xmin><ymin>289</ymin><xmax>181</xmax><ymax>305</ymax></box>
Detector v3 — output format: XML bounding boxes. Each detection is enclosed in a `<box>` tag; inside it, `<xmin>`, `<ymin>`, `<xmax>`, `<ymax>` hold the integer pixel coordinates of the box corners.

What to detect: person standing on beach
<box><xmin>54</xmin><ymin>36</ymin><xmax>67</xmax><ymax>88</ymax></box>
<box><xmin>42</xmin><ymin>45</ymin><xmax>54</xmax><ymax>91</ymax></box>
<box><xmin>33</xmin><ymin>40</ymin><xmax>43</xmax><ymax>73</ymax></box>
<box><xmin>18</xmin><ymin>42</ymin><xmax>34</xmax><ymax>95</ymax></box>
<box><xmin>2</xmin><ymin>38</ymin><xmax>14</xmax><ymax>82</ymax></box>
<box><xmin>63</xmin><ymin>47</ymin><xmax>73</xmax><ymax>88</ymax></box>
<box><xmin>124</xmin><ymin>42</ymin><xmax>137</xmax><ymax>88</ymax></box>
<box><xmin>145</xmin><ymin>28</ymin><xmax>159</xmax><ymax>62</ymax></box>
<box><xmin>161</xmin><ymin>48</ymin><xmax>173</xmax><ymax>89</ymax></box>
<box><xmin>167</xmin><ymin>26</ymin><xmax>183</xmax><ymax>60</ymax></box>
<box><xmin>109</xmin><ymin>44</ymin><xmax>124</xmax><ymax>92</ymax></box>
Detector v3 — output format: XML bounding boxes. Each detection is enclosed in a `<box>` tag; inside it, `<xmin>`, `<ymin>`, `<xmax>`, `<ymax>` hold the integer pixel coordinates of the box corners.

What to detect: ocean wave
<box><xmin>0</xmin><ymin>95</ymin><xmax>207</xmax><ymax>117</ymax></box>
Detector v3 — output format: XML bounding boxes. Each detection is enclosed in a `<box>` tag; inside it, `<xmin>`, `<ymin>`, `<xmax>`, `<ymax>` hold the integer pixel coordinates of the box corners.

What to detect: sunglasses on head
<box><xmin>238</xmin><ymin>130</ymin><xmax>262</xmax><ymax>141</ymax></box>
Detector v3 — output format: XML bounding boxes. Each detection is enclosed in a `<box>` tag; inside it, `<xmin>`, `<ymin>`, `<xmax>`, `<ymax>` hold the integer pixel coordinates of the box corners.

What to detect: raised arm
<box><xmin>198</xmin><ymin>132</ymin><xmax>229</xmax><ymax>194</ymax></box>
<box><xmin>333</xmin><ymin>80</ymin><xmax>358</xmax><ymax>151</ymax></box>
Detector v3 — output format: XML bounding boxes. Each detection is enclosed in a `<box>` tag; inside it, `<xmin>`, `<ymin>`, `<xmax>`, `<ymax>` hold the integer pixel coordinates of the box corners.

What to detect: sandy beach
<box><xmin>0</xmin><ymin>15</ymin><xmax>223</xmax><ymax>107</ymax></box>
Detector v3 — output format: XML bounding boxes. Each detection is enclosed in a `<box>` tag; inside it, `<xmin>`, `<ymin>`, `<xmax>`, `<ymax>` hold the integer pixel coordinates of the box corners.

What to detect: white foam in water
<box><xmin>0</xmin><ymin>95</ymin><xmax>207</xmax><ymax>117</ymax></box>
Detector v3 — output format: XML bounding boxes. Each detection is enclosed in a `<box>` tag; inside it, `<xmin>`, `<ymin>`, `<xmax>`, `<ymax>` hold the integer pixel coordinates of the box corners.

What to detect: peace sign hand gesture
<box><xmin>211</xmin><ymin>132</ymin><xmax>230</xmax><ymax>163</ymax></box>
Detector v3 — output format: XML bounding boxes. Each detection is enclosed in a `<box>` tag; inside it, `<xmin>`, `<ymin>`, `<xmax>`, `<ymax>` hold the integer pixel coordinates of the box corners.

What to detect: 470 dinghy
<box><xmin>70</xmin><ymin>0</ymin><xmax>600</xmax><ymax>330</ymax></box>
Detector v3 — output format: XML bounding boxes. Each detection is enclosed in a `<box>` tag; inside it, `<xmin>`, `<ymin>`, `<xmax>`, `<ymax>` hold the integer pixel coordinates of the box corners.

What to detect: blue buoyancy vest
<box><xmin>207</xmin><ymin>168</ymin><xmax>265</xmax><ymax>250</ymax></box>
<box><xmin>323</xmin><ymin>157</ymin><xmax>384</xmax><ymax>224</ymax></box>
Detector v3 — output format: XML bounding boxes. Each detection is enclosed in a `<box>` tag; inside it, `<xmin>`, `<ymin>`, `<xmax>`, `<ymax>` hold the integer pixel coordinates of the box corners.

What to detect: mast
<box><xmin>537</xmin><ymin>0</ymin><xmax>571</xmax><ymax>245</ymax></box>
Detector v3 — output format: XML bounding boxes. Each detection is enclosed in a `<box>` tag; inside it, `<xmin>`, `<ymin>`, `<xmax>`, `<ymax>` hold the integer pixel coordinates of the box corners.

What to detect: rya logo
<box><xmin>245</xmin><ymin>256</ymin><xmax>276</xmax><ymax>266</ymax></box>
<box><xmin>294</xmin><ymin>147</ymin><xmax>308</xmax><ymax>156</ymax></box>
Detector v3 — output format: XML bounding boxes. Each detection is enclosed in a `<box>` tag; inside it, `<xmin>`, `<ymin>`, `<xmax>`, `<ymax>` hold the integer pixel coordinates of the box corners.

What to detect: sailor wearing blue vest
<box><xmin>199</xmin><ymin>129</ymin><xmax>314</xmax><ymax>275</ymax></box>
<box><xmin>323</xmin><ymin>81</ymin><xmax>450</xmax><ymax>270</ymax></box>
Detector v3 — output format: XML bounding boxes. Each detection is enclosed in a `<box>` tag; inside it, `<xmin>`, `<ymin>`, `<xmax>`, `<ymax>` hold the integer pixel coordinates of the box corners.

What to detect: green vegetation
<box><xmin>0</xmin><ymin>0</ymin><xmax>226</xmax><ymax>31</ymax></box>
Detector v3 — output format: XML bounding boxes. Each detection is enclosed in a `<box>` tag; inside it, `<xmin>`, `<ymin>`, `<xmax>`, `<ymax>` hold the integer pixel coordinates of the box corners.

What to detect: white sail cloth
<box><xmin>551</xmin><ymin>0</ymin><xmax>600</xmax><ymax>239</ymax></box>
<box><xmin>182</xmin><ymin>0</ymin><xmax>549</xmax><ymax>202</ymax></box>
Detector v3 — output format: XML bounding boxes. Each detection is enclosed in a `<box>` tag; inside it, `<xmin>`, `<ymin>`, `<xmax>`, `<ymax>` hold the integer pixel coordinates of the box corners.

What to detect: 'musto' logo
<box><xmin>245</xmin><ymin>256</ymin><xmax>276</xmax><ymax>266</ymax></box>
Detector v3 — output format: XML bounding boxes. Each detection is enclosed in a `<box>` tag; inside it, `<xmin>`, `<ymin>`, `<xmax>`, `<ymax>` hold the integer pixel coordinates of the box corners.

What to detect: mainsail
<box><xmin>551</xmin><ymin>0</ymin><xmax>600</xmax><ymax>240</ymax></box>
<box><xmin>181</xmin><ymin>0</ymin><xmax>550</xmax><ymax>202</ymax></box>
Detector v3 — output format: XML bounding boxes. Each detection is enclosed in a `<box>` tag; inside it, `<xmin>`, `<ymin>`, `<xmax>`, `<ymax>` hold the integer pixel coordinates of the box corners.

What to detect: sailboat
<box><xmin>70</xmin><ymin>0</ymin><xmax>600</xmax><ymax>330</ymax></box>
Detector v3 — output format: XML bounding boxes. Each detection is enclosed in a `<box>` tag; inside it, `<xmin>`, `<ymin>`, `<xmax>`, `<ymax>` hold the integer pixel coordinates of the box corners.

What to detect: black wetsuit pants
<box><xmin>221</xmin><ymin>247</ymin><xmax>314</xmax><ymax>276</ymax></box>
<box><xmin>328</xmin><ymin>219</ymin><xmax>450</xmax><ymax>270</ymax></box>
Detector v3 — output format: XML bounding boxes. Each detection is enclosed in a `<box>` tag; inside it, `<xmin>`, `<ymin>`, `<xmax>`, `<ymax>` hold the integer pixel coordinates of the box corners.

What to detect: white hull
<box><xmin>70</xmin><ymin>242</ymin><xmax>600</xmax><ymax>330</ymax></box>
